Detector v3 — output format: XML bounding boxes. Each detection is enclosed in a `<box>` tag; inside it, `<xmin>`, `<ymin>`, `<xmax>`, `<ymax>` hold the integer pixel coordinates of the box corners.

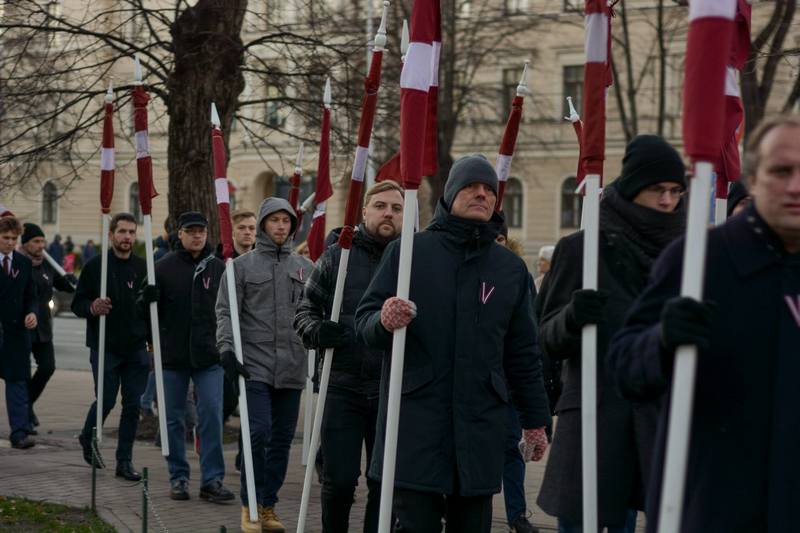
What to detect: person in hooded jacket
<box><xmin>535</xmin><ymin>135</ymin><xmax>686</xmax><ymax>532</ymax></box>
<box><xmin>216</xmin><ymin>197</ymin><xmax>313</xmax><ymax>533</ymax></box>
<box><xmin>140</xmin><ymin>211</ymin><xmax>234</xmax><ymax>504</ymax></box>
<box><xmin>355</xmin><ymin>154</ymin><xmax>551</xmax><ymax>533</ymax></box>
<box><xmin>294</xmin><ymin>180</ymin><xmax>405</xmax><ymax>533</ymax></box>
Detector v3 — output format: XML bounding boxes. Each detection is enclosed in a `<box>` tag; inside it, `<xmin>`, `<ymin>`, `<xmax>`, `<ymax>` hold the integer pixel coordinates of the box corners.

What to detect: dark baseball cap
<box><xmin>177</xmin><ymin>211</ymin><xmax>208</xmax><ymax>230</ymax></box>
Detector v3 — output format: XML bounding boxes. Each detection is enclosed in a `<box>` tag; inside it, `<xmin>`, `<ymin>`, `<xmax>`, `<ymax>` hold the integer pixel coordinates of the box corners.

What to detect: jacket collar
<box><xmin>353</xmin><ymin>223</ymin><xmax>394</xmax><ymax>256</ymax></box>
<box><xmin>724</xmin><ymin>203</ymin><xmax>796</xmax><ymax>277</ymax></box>
<box><xmin>426</xmin><ymin>198</ymin><xmax>503</xmax><ymax>259</ymax></box>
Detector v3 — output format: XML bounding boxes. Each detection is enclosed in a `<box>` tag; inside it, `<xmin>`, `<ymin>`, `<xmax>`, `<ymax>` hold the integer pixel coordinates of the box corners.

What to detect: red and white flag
<box><xmin>211</xmin><ymin>104</ymin><xmax>235</xmax><ymax>261</ymax></box>
<box><xmin>421</xmin><ymin>5</ymin><xmax>441</xmax><ymax>178</ymax></box>
<box><xmin>494</xmin><ymin>63</ymin><xmax>529</xmax><ymax>212</ymax></box>
<box><xmin>683</xmin><ymin>0</ymin><xmax>737</xmax><ymax>164</ymax></box>
<box><xmin>307</xmin><ymin>80</ymin><xmax>333</xmax><ymax>262</ymax></box>
<box><xmin>100</xmin><ymin>85</ymin><xmax>115</xmax><ymax>214</ymax></box>
<box><xmin>399</xmin><ymin>0</ymin><xmax>440</xmax><ymax>190</ymax></box>
<box><xmin>132</xmin><ymin>84</ymin><xmax>158</xmax><ymax>215</ymax></box>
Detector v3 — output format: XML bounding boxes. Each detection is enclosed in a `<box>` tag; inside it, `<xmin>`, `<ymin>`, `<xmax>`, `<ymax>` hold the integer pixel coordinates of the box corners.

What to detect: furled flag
<box><xmin>400</xmin><ymin>0</ymin><xmax>440</xmax><ymax>190</ymax></box>
<box><xmin>565</xmin><ymin>96</ymin><xmax>586</xmax><ymax>186</ymax></box>
<box><xmin>132</xmin><ymin>72</ymin><xmax>158</xmax><ymax>215</ymax></box>
<box><xmin>211</xmin><ymin>103</ymin><xmax>235</xmax><ymax>261</ymax></box>
<box><xmin>307</xmin><ymin>79</ymin><xmax>333</xmax><ymax>262</ymax></box>
<box><xmin>421</xmin><ymin>5</ymin><xmax>441</xmax><ymax>178</ymax></box>
<box><xmin>100</xmin><ymin>84</ymin><xmax>115</xmax><ymax>214</ymax></box>
<box><xmin>289</xmin><ymin>144</ymin><xmax>304</xmax><ymax>217</ymax></box>
<box><xmin>376</xmin><ymin>152</ymin><xmax>401</xmax><ymax>183</ymax></box>
<box><xmin>495</xmin><ymin>62</ymin><xmax>529</xmax><ymax>212</ymax></box>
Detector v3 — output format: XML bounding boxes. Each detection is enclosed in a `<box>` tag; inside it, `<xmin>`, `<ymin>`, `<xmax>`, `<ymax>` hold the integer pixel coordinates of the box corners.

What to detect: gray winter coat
<box><xmin>216</xmin><ymin>197</ymin><xmax>313</xmax><ymax>389</ymax></box>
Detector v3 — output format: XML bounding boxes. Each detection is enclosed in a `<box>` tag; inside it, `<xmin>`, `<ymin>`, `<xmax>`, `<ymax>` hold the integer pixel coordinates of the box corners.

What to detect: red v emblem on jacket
<box><xmin>127</xmin><ymin>281</ymin><xmax>134</xmax><ymax>289</ymax></box>
<box><xmin>203</xmin><ymin>277</ymin><xmax>211</xmax><ymax>290</ymax></box>
<box><xmin>785</xmin><ymin>295</ymin><xmax>800</xmax><ymax>328</ymax></box>
<box><xmin>480</xmin><ymin>282</ymin><xmax>495</xmax><ymax>305</ymax></box>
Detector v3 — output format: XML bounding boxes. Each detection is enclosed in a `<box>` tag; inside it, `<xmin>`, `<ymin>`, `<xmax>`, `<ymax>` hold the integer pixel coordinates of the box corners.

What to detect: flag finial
<box><xmin>210</xmin><ymin>102</ymin><xmax>221</xmax><ymax>128</ymax></box>
<box><xmin>294</xmin><ymin>143</ymin><xmax>305</xmax><ymax>171</ymax></box>
<box><xmin>105</xmin><ymin>81</ymin><xmax>114</xmax><ymax>103</ymax></box>
<box><xmin>565</xmin><ymin>96</ymin><xmax>580</xmax><ymax>123</ymax></box>
<box><xmin>133</xmin><ymin>55</ymin><xmax>142</xmax><ymax>85</ymax></box>
<box><xmin>301</xmin><ymin>192</ymin><xmax>316</xmax><ymax>213</ymax></box>
<box><xmin>516</xmin><ymin>61</ymin><xmax>531</xmax><ymax>97</ymax></box>
<box><xmin>323</xmin><ymin>77</ymin><xmax>332</xmax><ymax>109</ymax></box>
<box><xmin>400</xmin><ymin>19</ymin><xmax>409</xmax><ymax>60</ymax></box>
<box><xmin>374</xmin><ymin>1</ymin><xmax>390</xmax><ymax>51</ymax></box>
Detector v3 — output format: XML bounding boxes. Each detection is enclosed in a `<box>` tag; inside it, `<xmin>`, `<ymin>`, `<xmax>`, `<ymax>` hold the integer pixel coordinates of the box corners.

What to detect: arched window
<box><xmin>129</xmin><ymin>183</ymin><xmax>143</xmax><ymax>224</ymax></box>
<box><xmin>561</xmin><ymin>176</ymin><xmax>583</xmax><ymax>229</ymax></box>
<box><xmin>504</xmin><ymin>178</ymin><xmax>523</xmax><ymax>228</ymax></box>
<box><xmin>42</xmin><ymin>181</ymin><xmax>58</xmax><ymax>224</ymax></box>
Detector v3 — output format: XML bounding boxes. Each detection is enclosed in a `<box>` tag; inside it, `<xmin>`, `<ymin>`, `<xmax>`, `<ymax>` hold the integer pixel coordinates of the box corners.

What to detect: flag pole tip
<box><xmin>133</xmin><ymin>55</ymin><xmax>142</xmax><ymax>84</ymax></box>
<box><xmin>105</xmin><ymin>81</ymin><xmax>114</xmax><ymax>102</ymax></box>
<box><xmin>516</xmin><ymin>61</ymin><xmax>531</xmax><ymax>96</ymax></box>
<box><xmin>210</xmin><ymin>103</ymin><xmax>221</xmax><ymax>127</ymax></box>
<box><xmin>400</xmin><ymin>19</ymin><xmax>410</xmax><ymax>57</ymax></box>
<box><xmin>323</xmin><ymin>78</ymin><xmax>332</xmax><ymax>108</ymax></box>
<box><xmin>295</xmin><ymin>143</ymin><xmax>305</xmax><ymax>168</ymax></box>
<box><xmin>564</xmin><ymin>96</ymin><xmax>580</xmax><ymax>122</ymax></box>
<box><xmin>374</xmin><ymin>1</ymin><xmax>390</xmax><ymax>50</ymax></box>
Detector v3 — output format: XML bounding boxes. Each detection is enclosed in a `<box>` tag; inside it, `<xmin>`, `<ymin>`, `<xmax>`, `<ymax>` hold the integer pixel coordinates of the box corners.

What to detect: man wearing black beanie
<box><xmin>535</xmin><ymin>134</ymin><xmax>686</xmax><ymax>532</ymax></box>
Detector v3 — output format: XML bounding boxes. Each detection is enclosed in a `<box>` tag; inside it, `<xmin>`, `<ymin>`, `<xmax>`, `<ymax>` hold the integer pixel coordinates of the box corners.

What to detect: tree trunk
<box><xmin>166</xmin><ymin>0</ymin><xmax>247</xmax><ymax>245</ymax></box>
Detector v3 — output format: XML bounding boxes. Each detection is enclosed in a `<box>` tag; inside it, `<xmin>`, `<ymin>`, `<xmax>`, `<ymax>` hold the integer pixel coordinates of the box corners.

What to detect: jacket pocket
<box><xmin>490</xmin><ymin>370</ymin><xmax>510</xmax><ymax>404</ymax></box>
<box><xmin>402</xmin><ymin>364</ymin><xmax>434</xmax><ymax>395</ymax></box>
<box><xmin>288</xmin><ymin>269</ymin><xmax>305</xmax><ymax>303</ymax></box>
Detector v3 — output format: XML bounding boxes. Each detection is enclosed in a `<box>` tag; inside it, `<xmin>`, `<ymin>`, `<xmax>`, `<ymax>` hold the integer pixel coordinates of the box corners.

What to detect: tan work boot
<box><xmin>240</xmin><ymin>506</ymin><xmax>261</xmax><ymax>533</ymax></box>
<box><xmin>258</xmin><ymin>505</ymin><xmax>285</xmax><ymax>533</ymax></box>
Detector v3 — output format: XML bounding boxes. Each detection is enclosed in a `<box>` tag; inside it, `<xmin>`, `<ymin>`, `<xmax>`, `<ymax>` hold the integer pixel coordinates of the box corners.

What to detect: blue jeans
<box><xmin>503</xmin><ymin>404</ymin><xmax>526</xmax><ymax>524</ymax></box>
<box><xmin>81</xmin><ymin>349</ymin><xmax>149</xmax><ymax>462</ymax></box>
<box><xmin>4</xmin><ymin>380</ymin><xmax>30</xmax><ymax>444</ymax></box>
<box><xmin>140</xmin><ymin>370</ymin><xmax>156</xmax><ymax>410</ymax></box>
<box><xmin>241</xmin><ymin>381</ymin><xmax>301</xmax><ymax>507</ymax></box>
<box><xmin>558</xmin><ymin>509</ymin><xmax>638</xmax><ymax>533</ymax></box>
<box><xmin>163</xmin><ymin>365</ymin><xmax>224</xmax><ymax>486</ymax></box>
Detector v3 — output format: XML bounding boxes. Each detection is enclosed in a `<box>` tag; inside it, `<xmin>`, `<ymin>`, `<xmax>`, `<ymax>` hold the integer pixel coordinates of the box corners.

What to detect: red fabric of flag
<box><xmin>682</xmin><ymin>0</ymin><xmax>737</xmax><ymax>164</ymax></box>
<box><xmin>421</xmin><ymin>12</ymin><xmax>441</xmax><ymax>178</ymax></box>
<box><xmin>100</xmin><ymin>100</ymin><xmax>115</xmax><ymax>214</ymax></box>
<box><xmin>494</xmin><ymin>95</ymin><xmax>524</xmax><ymax>212</ymax></box>
<box><xmin>289</xmin><ymin>170</ymin><xmax>301</xmax><ymax>214</ymax></box>
<box><xmin>376</xmin><ymin>152</ymin><xmax>401</xmax><ymax>183</ymax></box>
<box><xmin>133</xmin><ymin>85</ymin><xmax>158</xmax><ymax>215</ymax></box>
<box><xmin>211</xmin><ymin>123</ymin><xmax>234</xmax><ymax>261</ymax></box>
<box><xmin>307</xmin><ymin>212</ymin><xmax>326</xmax><ymax>262</ymax></box>
<box><xmin>308</xmin><ymin>104</ymin><xmax>333</xmax><ymax>262</ymax></box>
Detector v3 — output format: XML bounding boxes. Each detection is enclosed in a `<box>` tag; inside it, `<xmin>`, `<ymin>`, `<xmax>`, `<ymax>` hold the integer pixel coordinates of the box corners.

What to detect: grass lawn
<box><xmin>0</xmin><ymin>496</ymin><xmax>116</xmax><ymax>532</ymax></box>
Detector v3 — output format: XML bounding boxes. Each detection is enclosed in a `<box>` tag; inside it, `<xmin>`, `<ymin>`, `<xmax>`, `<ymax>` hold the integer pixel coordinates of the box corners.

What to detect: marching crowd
<box><xmin>0</xmin><ymin>115</ymin><xmax>798</xmax><ymax>533</ymax></box>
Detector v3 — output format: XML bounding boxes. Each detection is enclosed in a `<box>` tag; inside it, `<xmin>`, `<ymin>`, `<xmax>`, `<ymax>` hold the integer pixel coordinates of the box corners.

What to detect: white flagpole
<box><xmin>302</xmin><ymin>348</ymin><xmax>315</xmax><ymax>466</ymax></box>
<box><xmin>96</xmin><ymin>215</ymin><xmax>110</xmax><ymax>442</ymax></box>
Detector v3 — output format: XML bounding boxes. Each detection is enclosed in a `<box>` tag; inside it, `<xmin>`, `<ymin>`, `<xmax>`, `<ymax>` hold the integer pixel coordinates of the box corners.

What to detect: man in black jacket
<box><xmin>73</xmin><ymin>212</ymin><xmax>149</xmax><ymax>481</ymax></box>
<box><xmin>0</xmin><ymin>216</ymin><xmax>38</xmax><ymax>450</ymax></box>
<box><xmin>142</xmin><ymin>211</ymin><xmax>234</xmax><ymax>503</ymax></box>
<box><xmin>19</xmin><ymin>223</ymin><xmax>76</xmax><ymax>432</ymax></box>
<box><xmin>294</xmin><ymin>180</ymin><xmax>404</xmax><ymax>533</ymax></box>
<box><xmin>355</xmin><ymin>154</ymin><xmax>551</xmax><ymax>533</ymax></box>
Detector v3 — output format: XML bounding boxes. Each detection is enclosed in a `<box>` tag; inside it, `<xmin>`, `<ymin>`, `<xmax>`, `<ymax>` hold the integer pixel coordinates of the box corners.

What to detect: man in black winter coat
<box><xmin>536</xmin><ymin>135</ymin><xmax>686</xmax><ymax>532</ymax></box>
<box><xmin>294</xmin><ymin>180</ymin><xmax>404</xmax><ymax>533</ymax></box>
<box><xmin>608</xmin><ymin>116</ymin><xmax>800</xmax><ymax>533</ymax></box>
<box><xmin>19</xmin><ymin>223</ymin><xmax>76</xmax><ymax>432</ymax></box>
<box><xmin>0</xmin><ymin>216</ymin><xmax>38</xmax><ymax>450</ymax></box>
<box><xmin>73</xmin><ymin>213</ymin><xmax>149</xmax><ymax>481</ymax></box>
<box><xmin>356</xmin><ymin>154</ymin><xmax>551</xmax><ymax>533</ymax></box>
<box><xmin>141</xmin><ymin>211</ymin><xmax>235</xmax><ymax>503</ymax></box>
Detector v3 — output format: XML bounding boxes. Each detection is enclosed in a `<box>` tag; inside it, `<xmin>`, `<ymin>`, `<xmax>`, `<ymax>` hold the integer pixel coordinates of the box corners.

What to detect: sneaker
<box><xmin>11</xmin><ymin>436</ymin><xmax>35</xmax><ymax>450</ymax></box>
<box><xmin>509</xmin><ymin>515</ymin><xmax>539</xmax><ymax>533</ymax></box>
<box><xmin>199</xmin><ymin>480</ymin><xmax>235</xmax><ymax>503</ymax></box>
<box><xmin>258</xmin><ymin>505</ymin><xmax>285</xmax><ymax>533</ymax></box>
<box><xmin>169</xmin><ymin>479</ymin><xmax>189</xmax><ymax>500</ymax></box>
<box><xmin>240</xmin><ymin>506</ymin><xmax>261</xmax><ymax>533</ymax></box>
<box><xmin>78</xmin><ymin>433</ymin><xmax>104</xmax><ymax>468</ymax></box>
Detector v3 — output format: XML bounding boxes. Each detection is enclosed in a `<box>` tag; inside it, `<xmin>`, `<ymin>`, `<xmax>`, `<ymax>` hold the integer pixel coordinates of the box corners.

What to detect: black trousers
<box><xmin>28</xmin><ymin>341</ymin><xmax>56</xmax><ymax>406</ymax></box>
<box><xmin>320</xmin><ymin>386</ymin><xmax>380</xmax><ymax>533</ymax></box>
<box><xmin>393</xmin><ymin>487</ymin><xmax>493</xmax><ymax>533</ymax></box>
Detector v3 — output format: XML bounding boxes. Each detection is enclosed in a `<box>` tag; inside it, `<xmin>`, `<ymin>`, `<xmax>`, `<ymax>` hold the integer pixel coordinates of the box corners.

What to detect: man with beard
<box><xmin>608</xmin><ymin>116</ymin><xmax>800</xmax><ymax>532</ymax></box>
<box><xmin>535</xmin><ymin>135</ymin><xmax>686</xmax><ymax>532</ymax></box>
<box><xmin>356</xmin><ymin>155</ymin><xmax>551</xmax><ymax>532</ymax></box>
<box><xmin>294</xmin><ymin>180</ymin><xmax>404</xmax><ymax>533</ymax></box>
<box><xmin>73</xmin><ymin>213</ymin><xmax>149</xmax><ymax>481</ymax></box>
<box><xmin>141</xmin><ymin>211</ymin><xmax>234</xmax><ymax>503</ymax></box>
<box><xmin>19</xmin><ymin>223</ymin><xmax>76</xmax><ymax>432</ymax></box>
<box><xmin>216</xmin><ymin>197</ymin><xmax>313</xmax><ymax>532</ymax></box>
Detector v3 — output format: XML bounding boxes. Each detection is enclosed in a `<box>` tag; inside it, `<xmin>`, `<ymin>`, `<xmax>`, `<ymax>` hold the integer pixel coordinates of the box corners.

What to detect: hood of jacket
<box><xmin>256</xmin><ymin>197</ymin><xmax>298</xmax><ymax>255</ymax></box>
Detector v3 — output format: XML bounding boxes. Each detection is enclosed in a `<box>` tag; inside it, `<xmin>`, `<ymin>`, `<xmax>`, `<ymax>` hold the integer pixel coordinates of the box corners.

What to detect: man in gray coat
<box><xmin>216</xmin><ymin>197</ymin><xmax>313</xmax><ymax>533</ymax></box>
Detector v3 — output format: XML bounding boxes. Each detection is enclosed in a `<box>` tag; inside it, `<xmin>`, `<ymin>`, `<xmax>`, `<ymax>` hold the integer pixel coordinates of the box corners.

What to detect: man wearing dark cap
<box><xmin>356</xmin><ymin>154</ymin><xmax>552</xmax><ymax>532</ymax></box>
<box><xmin>19</xmin><ymin>223</ymin><xmax>76</xmax><ymax>432</ymax></box>
<box><xmin>140</xmin><ymin>211</ymin><xmax>233</xmax><ymax>503</ymax></box>
<box><xmin>534</xmin><ymin>134</ymin><xmax>686</xmax><ymax>532</ymax></box>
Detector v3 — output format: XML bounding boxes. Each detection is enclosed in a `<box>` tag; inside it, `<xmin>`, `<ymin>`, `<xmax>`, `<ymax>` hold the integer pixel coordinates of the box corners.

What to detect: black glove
<box><xmin>316</xmin><ymin>320</ymin><xmax>354</xmax><ymax>349</ymax></box>
<box><xmin>142</xmin><ymin>284</ymin><xmax>160</xmax><ymax>304</ymax></box>
<box><xmin>660</xmin><ymin>297</ymin><xmax>715</xmax><ymax>354</ymax></box>
<box><xmin>64</xmin><ymin>273</ymin><xmax>78</xmax><ymax>290</ymax></box>
<box><xmin>566</xmin><ymin>289</ymin><xmax>609</xmax><ymax>329</ymax></box>
<box><xmin>221</xmin><ymin>350</ymin><xmax>251</xmax><ymax>396</ymax></box>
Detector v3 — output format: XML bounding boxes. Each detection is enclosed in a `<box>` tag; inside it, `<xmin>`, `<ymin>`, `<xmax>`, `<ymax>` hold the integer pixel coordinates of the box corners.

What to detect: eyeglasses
<box><xmin>642</xmin><ymin>185</ymin><xmax>684</xmax><ymax>197</ymax></box>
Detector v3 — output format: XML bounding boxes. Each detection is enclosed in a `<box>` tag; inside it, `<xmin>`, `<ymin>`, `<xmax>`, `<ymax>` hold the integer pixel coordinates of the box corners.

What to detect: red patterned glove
<box><xmin>519</xmin><ymin>427</ymin><xmax>548</xmax><ymax>462</ymax></box>
<box><xmin>380</xmin><ymin>297</ymin><xmax>417</xmax><ymax>332</ymax></box>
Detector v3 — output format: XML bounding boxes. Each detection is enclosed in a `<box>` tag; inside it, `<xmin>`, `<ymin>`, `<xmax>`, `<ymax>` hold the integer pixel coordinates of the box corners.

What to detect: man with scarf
<box><xmin>19</xmin><ymin>223</ymin><xmax>76</xmax><ymax>433</ymax></box>
<box><xmin>294</xmin><ymin>180</ymin><xmax>404</xmax><ymax>533</ymax></box>
<box><xmin>535</xmin><ymin>135</ymin><xmax>686</xmax><ymax>533</ymax></box>
<box><xmin>356</xmin><ymin>155</ymin><xmax>551</xmax><ymax>532</ymax></box>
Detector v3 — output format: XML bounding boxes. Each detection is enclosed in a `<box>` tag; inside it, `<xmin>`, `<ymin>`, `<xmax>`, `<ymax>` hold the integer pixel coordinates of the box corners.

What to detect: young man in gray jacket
<box><xmin>216</xmin><ymin>197</ymin><xmax>313</xmax><ymax>533</ymax></box>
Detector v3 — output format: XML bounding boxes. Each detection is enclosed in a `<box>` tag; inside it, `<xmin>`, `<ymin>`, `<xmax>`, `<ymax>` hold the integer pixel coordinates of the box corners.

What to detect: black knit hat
<box><xmin>443</xmin><ymin>154</ymin><xmax>498</xmax><ymax>210</ymax></box>
<box><xmin>613</xmin><ymin>135</ymin><xmax>686</xmax><ymax>200</ymax></box>
<box><xmin>726</xmin><ymin>180</ymin><xmax>750</xmax><ymax>216</ymax></box>
<box><xmin>21</xmin><ymin>223</ymin><xmax>45</xmax><ymax>244</ymax></box>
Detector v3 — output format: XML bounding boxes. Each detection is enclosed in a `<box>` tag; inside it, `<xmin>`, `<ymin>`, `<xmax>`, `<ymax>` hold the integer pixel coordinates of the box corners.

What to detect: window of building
<box><xmin>501</xmin><ymin>67</ymin><xmax>522</xmax><ymax>119</ymax></box>
<box><xmin>504</xmin><ymin>178</ymin><xmax>523</xmax><ymax>228</ymax></box>
<box><xmin>504</xmin><ymin>0</ymin><xmax>528</xmax><ymax>15</ymax></box>
<box><xmin>130</xmin><ymin>182</ymin><xmax>143</xmax><ymax>224</ymax></box>
<box><xmin>265</xmin><ymin>85</ymin><xmax>285</xmax><ymax>128</ymax></box>
<box><xmin>42</xmin><ymin>181</ymin><xmax>58</xmax><ymax>224</ymax></box>
<box><xmin>561</xmin><ymin>176</ymin><xmax>583</xmax><ymax>229</ymax></box>
<box><xmin>563</xmin><ymin>65</ymin><xmax>583</xmax><ymax>117</ymax></box>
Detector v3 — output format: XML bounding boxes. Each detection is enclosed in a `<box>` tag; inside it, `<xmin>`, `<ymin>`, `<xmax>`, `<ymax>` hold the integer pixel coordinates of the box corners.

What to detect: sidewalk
<box><xmin>0</xmin><ymin>369</ymin><xmax>563</xmax><ymax>532</ymax></box>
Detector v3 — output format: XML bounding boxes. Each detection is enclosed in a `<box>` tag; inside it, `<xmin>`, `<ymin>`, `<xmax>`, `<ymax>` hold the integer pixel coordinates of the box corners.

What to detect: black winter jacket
<box><xmin>294</xmin><ymin>224</ymin><xmax>393</xmax><ymax>398</ymax></box>
<box><xmin>356</xmin><ymin>201</ymin><xmax>551</xmax><ymax>497</ymax></box>
<box><xmin>151</xmin><ymin>246</ymin><xmax>225</xmax><ymax>369</ymax></box>
<box><xmin>0</xmin><ymin>252</ymin><xmax>38</xmax><ymax>381</ymax></box>
<box><xmin>31</xmin><ymin>260</ymin><xmax>74</xmax><ymax>343</ymax></box>
<box><xmin>72</xmin><ymin>251</ymin><xmax>147</xmax><ymax>355</ymax></box>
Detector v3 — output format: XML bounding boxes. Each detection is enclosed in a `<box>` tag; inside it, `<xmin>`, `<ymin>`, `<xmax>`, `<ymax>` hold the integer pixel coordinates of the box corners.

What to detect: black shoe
<box><xmin>509</xmin><ymin>515</ymin><xmax>539</xmax><ymax>533</ymax></box>
<box><xmin>170</xmin><ymin>479</ymin><xmax>190</xmax><ymax>500</ymax></box>
<box><xmin>199</xmin><ymin>480</ymin><xmax>235</xmax><ymax>503</ymax></box>
<box><xmin>12</xmin><ymin>436</ymin><xmax>36</xmax><ymax>450</ymax></box>
<box><xmin>115</xmin><ymin>461</ymin><xmax>142</xmax><ymax>481</ymax></box>
<box><xmin>78</xmin><ymin>434</ymin><xmax>104</xmax><ymax>468</ymax></box>
<box><xmin>29</xmin><ymin>409</ymin><xmax>40</xmax><ymax>427</ymax></box>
